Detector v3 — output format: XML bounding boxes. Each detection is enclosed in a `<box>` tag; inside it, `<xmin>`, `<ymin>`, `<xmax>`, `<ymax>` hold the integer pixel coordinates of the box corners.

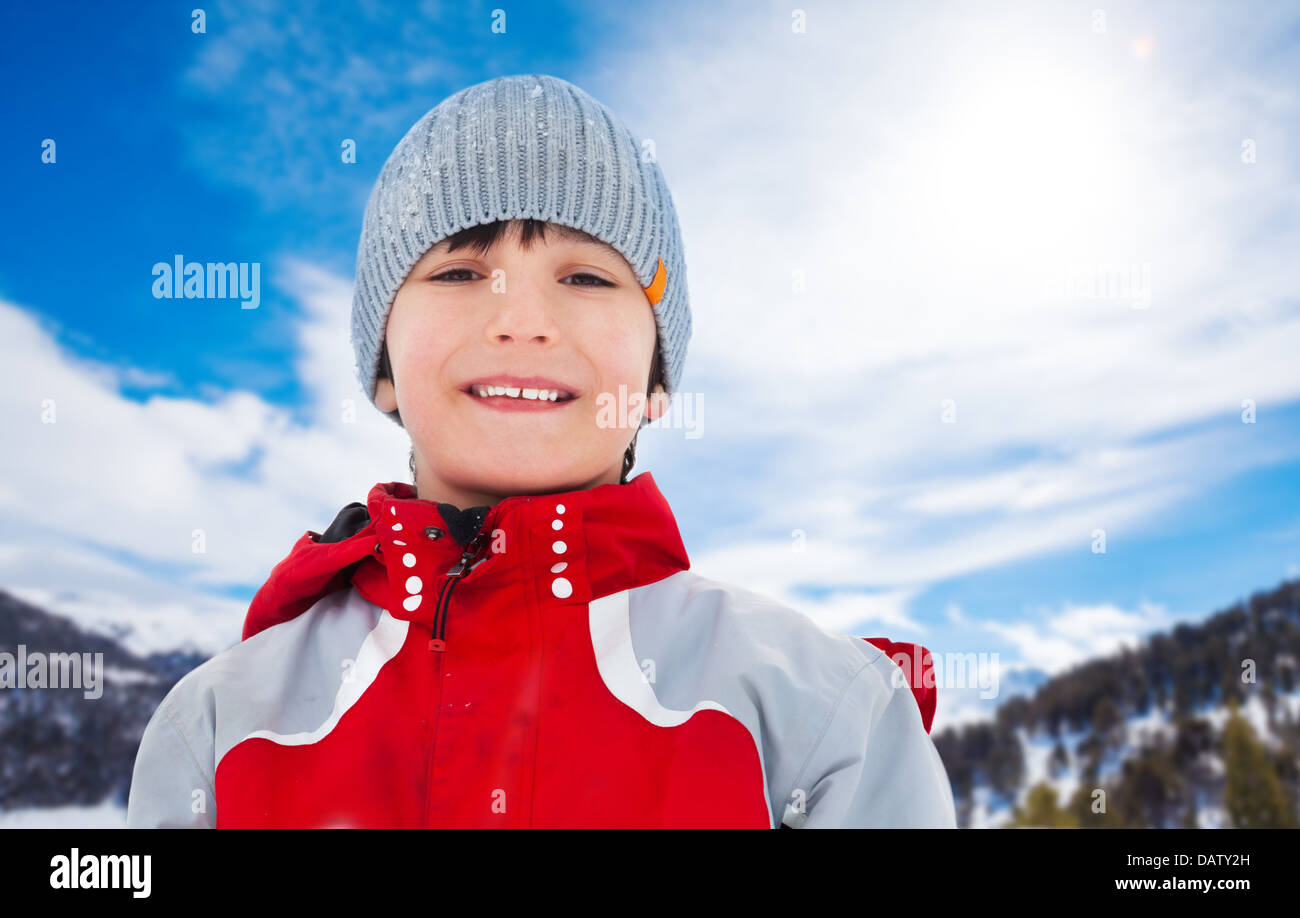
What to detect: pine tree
<box><xmin>1222</xmin><ymin>697</ymin><xmax>1298</xmax><ymax>828</ymax></box>
<box><xmin>1010</xmin><ymin>781</ymin><xmax>1079</xmax><ymax>828</ymax></box>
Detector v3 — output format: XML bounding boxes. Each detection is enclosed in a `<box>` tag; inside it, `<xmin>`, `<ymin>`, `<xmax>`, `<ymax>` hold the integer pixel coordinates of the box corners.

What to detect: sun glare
<box><xmin>908</xmin><ymin>53</ymin><xmax>1142</xmax><ymax>276</ymax></box>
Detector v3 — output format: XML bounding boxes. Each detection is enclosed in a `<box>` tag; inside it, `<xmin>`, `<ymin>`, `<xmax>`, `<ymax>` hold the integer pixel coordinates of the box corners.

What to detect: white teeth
<box><xmin>474</xmin><ymin>384</ymin><xmax>569</xmax><ymax>401</ymax></box>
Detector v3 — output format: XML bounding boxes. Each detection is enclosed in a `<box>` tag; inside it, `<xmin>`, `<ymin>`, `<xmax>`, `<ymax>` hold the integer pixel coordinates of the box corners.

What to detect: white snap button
<box><xmin>551</xmin><ymin>519</ymin><xmax>563</xmax><ymax>530</ymax></box>
<box><xmin>552</xmin><ymin>540</ymin><xmax>566</xmax><ymax>554</ymax></box>
<box><xmin>403</xmin><ymin>594</ymin><xmax>422</xmax><ymax>611</ymax></box>
<box><xmin>551</xmin><ymin>577</ymin><xmax>573</xmax><ymax>599</ymax></box>
<box><xmin>392</xmin><ymin>522</ymin><xmax>403</xmax><ymax>531</ymax></box>
<box><xmin>555</xmin><ymin>503</ymin><xmax>565</xmax><ymax>514</ymax></box>
<box><xmin>550</xmin><ymin>561</ymin><xmax>567</xmax><ymax>573</ymax></box>
<box><xmin>402</xmin><ymin>552</ymin><xmax>417</xmax><ymax>567</ymax></box>
<box><xmin>393</xmin><ymin>540</ymin><xmax>406</xmax><ymax>546</ymax></box>
<box><xmin>406</xmin><ymin>575</ymin><xmax>422</xmax><ymax>594</ymax></box>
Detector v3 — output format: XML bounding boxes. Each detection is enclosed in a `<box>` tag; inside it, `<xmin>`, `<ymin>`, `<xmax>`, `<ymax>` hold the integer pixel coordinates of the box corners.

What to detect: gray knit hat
<box><xmin>350</xmin><ymin>73</ymin><xmax>691</xmax><ymax>427</ymax></box>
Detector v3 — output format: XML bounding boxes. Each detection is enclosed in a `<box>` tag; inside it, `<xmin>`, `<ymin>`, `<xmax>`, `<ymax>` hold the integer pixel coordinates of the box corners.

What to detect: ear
<box><xmin>644</xmin><ymin>383</ymin><xmax>670</xmax><ymax>423</ymax></box>
<box><xmin>375</xmin><ymin>375</ymin><xmax>398</xmax><ymax>414</ymax></box>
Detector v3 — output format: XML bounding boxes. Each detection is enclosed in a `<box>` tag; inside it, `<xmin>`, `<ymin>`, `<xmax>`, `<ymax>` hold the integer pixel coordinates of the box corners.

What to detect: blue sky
<box><xmin>2</xmin><ymin>0</ymin><xmax>1299</xmax><ymax>727</ymax></box>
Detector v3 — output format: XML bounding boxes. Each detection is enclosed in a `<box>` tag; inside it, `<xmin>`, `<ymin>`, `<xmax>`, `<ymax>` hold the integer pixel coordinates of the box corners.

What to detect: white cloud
<box><xmin>583</xmin><ymin>0</ymin><xmax>1300</xmax><ymax>642</ymax></box>
<box><xmin>0</xmin><ymin>258</ymin><xmax>410</xmax><ymax>649</ymax></box>
<box><xmin>980</xmin><ymin>599</ymin><xmax>1171</xmax><ymax>675</ymax></box>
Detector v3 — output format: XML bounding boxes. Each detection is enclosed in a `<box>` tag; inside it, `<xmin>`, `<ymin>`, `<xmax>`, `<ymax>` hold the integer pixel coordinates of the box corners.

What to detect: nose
<box><xmin>482</xmin><ymin>278</ymin><xmax>561</xmax><ymax>347</ymax></box>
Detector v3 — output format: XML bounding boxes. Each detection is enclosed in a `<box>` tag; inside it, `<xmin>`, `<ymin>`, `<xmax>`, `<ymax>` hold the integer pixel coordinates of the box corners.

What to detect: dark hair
<box><xmin>375</xmin><ymin>218</ymin><xmax>666</xmax><ymax>489</ymax></box>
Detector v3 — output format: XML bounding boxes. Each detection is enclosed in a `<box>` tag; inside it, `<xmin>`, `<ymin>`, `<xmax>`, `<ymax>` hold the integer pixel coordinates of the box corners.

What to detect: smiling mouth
<box><xmin>462</xmin><ymin>383</ymin><xmax>578</xmax><ymax>402</ymax></box>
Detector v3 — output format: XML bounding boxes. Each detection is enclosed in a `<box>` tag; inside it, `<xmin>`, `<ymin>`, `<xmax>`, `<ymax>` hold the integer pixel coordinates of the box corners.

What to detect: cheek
<box><xmin>387</xmin><ymin>298</ymin><xmax>463</xmax><ymax>389</ymax></box>
<box><xmin>583</xmin><ymin>301</ymin><xmax>656</xmax><ymax>382</ymax></box>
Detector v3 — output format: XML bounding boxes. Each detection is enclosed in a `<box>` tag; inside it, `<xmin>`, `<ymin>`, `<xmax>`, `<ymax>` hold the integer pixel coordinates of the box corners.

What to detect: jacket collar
<box><xmin>243</xmin><ymin>471</ymin><xmax>690</xmax><ymax>640</ymax></box>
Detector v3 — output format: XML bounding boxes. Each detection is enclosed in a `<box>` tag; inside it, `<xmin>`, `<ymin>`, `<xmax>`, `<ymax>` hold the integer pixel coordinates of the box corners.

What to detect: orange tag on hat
<box><xmin>643</xmin><ymin>256</ymin><xmax>667</xmax><ymax>306</ymax></box>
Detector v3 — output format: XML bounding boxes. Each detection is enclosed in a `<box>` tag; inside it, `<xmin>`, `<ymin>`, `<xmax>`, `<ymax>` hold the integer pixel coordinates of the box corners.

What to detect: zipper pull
<box><xmin>428</xmin><ymin>527</ymin><xmax>492</xmax><ymax>653</ymax></box>
<box><xmin>445</xmin><ymin>531</ymin><xmax>489</xmax><ymax>577</ymax></box>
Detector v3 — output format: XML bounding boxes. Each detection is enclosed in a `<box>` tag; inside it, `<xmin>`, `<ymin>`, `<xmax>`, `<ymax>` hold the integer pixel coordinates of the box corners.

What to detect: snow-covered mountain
<box><xmin>933</xmin><ymin>579</ymin><xmax>1300</xmax><ymax>828</ymax></box>
<box><xmin>0</xmin><ymin>589</ymin><xmax>206</xmax><ymax>827</ymax></box>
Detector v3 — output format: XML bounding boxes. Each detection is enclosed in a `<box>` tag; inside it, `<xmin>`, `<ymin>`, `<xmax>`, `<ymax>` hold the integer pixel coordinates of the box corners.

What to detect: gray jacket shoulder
<box><xmin>126</xmin><ymin>588</ymin><xmax>380</xmax><ymax>828</ymax></box>
<box><xmin>630</xmin><ymin>569</ymin><xmax>956</xmax><ymax>828</ymax></box>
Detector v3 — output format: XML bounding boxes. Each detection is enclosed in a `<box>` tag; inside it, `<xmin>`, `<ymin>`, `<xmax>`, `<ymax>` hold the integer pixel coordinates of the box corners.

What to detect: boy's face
<box><xmin>375</xmin><ymin>221</ymin><xmax>668</xmax><ymax>506</ymax></box>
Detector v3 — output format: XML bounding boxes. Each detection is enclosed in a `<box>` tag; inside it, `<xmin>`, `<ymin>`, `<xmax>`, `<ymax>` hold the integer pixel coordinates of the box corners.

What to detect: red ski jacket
<box><xmin>128</xmin><ymin>472</ymin><xmax>955</xmax><ymax>828</ymax></box>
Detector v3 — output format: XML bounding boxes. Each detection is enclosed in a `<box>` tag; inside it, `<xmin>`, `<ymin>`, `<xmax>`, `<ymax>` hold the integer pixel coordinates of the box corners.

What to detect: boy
<box><xmin>127</xmin><ymin>74</ymin><xmax>957</xmax><ymax>828</ymax></box>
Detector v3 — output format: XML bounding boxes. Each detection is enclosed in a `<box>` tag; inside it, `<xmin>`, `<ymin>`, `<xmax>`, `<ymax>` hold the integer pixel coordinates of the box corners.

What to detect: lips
<box><xmin>459</xmin><ymin>375</ymin><xmax>579</xmax><ymax>401</ymax></box>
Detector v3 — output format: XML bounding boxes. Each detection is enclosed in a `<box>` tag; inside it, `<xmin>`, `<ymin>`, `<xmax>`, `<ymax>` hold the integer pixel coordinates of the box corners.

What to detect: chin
<box><xmin>449</xmin><ymin>464</ymin><xmax>574</xmax><ymax>497</ymax></box>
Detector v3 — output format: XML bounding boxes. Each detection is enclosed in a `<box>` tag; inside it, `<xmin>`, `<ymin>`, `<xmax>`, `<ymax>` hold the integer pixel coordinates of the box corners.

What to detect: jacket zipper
<box><xmin>421</xmin><ymin>503</ymin><xmax>510</xmax><ymax>825</ymax></box>
<box><xmin>427</xmin><ymin>524</ymin><xmax>493</xmax><ymax>652</ymax></box>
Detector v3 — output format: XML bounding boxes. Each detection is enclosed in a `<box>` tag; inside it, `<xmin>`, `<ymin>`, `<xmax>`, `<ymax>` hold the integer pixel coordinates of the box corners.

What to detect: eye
<box><xmin>564</xmin><ymin>272</ymin><xmax>615</xmax><ymax>287</ymax></box>
<box><xmin>429</xmin><ymin>268</ymin><xmax>478</xmax><ymax>282</ymax></box>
